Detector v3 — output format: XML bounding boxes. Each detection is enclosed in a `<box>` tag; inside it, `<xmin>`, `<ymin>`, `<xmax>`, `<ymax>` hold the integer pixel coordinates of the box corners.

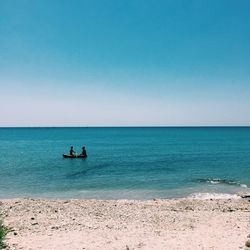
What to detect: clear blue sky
<box><xmin>0</xmin><ymin>0</ymin><xmax>250</xmax><ymax>126</ymax></box>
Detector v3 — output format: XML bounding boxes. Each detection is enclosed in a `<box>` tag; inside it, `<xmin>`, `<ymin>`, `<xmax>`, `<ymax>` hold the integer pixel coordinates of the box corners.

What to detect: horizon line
<box><xmin>0</xmin><ymin>125</ymin><xmax>250</xmax><ymax>128</ymax></box>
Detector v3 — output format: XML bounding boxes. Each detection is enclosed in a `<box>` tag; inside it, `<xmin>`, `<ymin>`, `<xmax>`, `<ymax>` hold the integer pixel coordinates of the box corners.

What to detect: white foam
<box><xmin>210</xmin><ymin>180</ymin><xmax>220</xmax><ymax>184</ymax></box>
<box><xmin>187</xmin><ymin>192</ymin><xmax>241</xmax><ymax>200</ymax></box>
<box><xmin>240</xmin><ymin>184</ymin><xmax>248</xmax><ymax>188</ymax></box>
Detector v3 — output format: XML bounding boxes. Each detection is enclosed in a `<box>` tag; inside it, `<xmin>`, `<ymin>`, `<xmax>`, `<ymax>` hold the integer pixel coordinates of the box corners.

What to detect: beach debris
<box><xmin>184</xmin><ymin>206</ymin><xmax>194</xmax><ymax>211</ymax></box>
<box><xmin>105</xmin><ymin>225</ymin><xmax>113</xmax><ymax>229</ymax></box>
<box><xmin>8</xmin><ymin>227</ymin><xmax>15</xmax><ymax>232</ymax></box>
<box><xmin>238</xmin><ymin>192</ymin><xmax>250</xmax><ymax>199</ymax></box>
<box><xmin>125</xmin><ymin>245</ymin><xmax>130</xmax><ymax>250</ymax></box>
<box><xmin>137</xmin><ymin>242</ymin><xmax>146</xmax><ymax>248</ymax></box>
<box><xmin>155</xmin><ymin>230</ymin><xmax>161</xmax><ymax>236</ymax></box>
<box><xmin>247</xmin><ymin>234</ymin><xmax>250</xmax><ymax>238</ymax></box>
<box><xmin>245</xmin><ymin>239</ymin><xmax>250</xmax><ymax>247</ymax></box>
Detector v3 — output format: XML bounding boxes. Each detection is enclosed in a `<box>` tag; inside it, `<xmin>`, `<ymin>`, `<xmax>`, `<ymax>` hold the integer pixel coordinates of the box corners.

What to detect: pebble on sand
<box><xmin>245</xmin><ymin>239</ymin><xmax>250</xmax><ymax>247</ymax></box>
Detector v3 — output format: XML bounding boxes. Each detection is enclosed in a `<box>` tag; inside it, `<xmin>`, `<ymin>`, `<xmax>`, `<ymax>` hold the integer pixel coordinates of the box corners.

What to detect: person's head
<box><xmin>82</xmin><ymin>146</ymin><xmax>85</xmax><ymax>149</ymax></box>
<box><xmin>71</xmin><ymin>146</ymin><xmax>73</xmax><ymax>149</ymax></box>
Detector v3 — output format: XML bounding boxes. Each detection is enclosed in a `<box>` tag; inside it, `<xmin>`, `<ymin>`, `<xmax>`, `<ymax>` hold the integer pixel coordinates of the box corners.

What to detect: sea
<box><xmin>0</xmin><ymin>127</ymin><xmax>249</xmax><ymax>200</ymax></box>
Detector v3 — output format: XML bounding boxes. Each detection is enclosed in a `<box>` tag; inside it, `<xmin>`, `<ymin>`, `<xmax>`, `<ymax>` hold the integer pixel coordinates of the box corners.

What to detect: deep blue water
<box><xmin>0</xmin><ymin>127</ymin><xmax>249</xmax><ymax>199</ymax></box>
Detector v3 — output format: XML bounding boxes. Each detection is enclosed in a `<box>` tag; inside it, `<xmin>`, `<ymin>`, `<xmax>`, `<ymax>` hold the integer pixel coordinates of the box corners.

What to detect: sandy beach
<box><xmin>0</xmin><ymin>197</ymin><xmax>249</xmax><ymax>250</ymax></box>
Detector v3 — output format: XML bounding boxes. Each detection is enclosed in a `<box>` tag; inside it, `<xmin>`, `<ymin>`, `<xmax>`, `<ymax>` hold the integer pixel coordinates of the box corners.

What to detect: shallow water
<box><xmin>0</xmin><ymin>127</ymin><xmax>249</xmax><ymax>199</ymax></box>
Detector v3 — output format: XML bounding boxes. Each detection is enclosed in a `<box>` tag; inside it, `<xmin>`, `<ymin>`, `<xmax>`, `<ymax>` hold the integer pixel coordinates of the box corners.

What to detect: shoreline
<box><xmin>1</xmin><ymin>197</ymin><xmax>249</xmax><ymax>250</ymax></box>
<box><xmin>0</xmin><ymin>189</ymin><xmax>249</xmax><ymax>201</ymax></box>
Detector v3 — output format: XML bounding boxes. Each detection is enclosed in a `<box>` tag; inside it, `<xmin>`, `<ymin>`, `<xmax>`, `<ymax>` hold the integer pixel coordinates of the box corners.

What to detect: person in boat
<box><xmin>79</xmin><ymin>146</ymin><xmax>87</xmax><ymax>157</ymax></box>
<box><xmin>69</xmin><ymin>146</ymin><xmax>76</xmax><ymax>156</ymax></box>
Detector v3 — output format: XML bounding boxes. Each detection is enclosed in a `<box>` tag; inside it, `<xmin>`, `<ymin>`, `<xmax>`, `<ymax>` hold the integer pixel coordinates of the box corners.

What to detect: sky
<box><xmin>0</xmin><ymin>0</ymin><xmax>250</xmax><ymax>126</ymax></box>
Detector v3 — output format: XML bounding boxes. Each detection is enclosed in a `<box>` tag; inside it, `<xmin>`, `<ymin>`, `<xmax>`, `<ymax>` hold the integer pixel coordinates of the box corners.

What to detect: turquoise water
<box><xmin>0</xmin><ymin>127</ymin><xmax>249</xmax><ymax>199</ymax></box>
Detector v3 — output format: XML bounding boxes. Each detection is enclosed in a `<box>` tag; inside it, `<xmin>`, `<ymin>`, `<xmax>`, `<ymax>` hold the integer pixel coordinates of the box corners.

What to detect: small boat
<box><xmin>77</xmin><ymin>154</ymin><xmax>87</xmax><ymax>158</ymax></box>
<box><xmin>63</xmin><ymin>154</ymin><xmax>76</xmax><ymax>158</ymax></box>
<box><xmin>63</xmin><ymin>154</ymin><xmax>87</xmax><ymax>159</ymax></box>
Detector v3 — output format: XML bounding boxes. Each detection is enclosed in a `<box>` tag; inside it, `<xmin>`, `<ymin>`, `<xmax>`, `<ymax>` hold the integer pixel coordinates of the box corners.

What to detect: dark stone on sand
<box><xmin>238</xmin><ymin>192</ymin><xmax>250</xmax><ymax>199</ymax></box>
<box><xmin>245</xmin><ymin>239</ymin><xmax>250</xmax><ymax>247</ymax></box>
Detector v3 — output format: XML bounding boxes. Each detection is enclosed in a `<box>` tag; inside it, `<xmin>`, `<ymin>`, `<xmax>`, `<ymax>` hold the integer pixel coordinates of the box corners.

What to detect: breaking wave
<box><xmin>195</xmin><ymin>178</ymin><xmax>248</xmax><ymax>188</ymax></box>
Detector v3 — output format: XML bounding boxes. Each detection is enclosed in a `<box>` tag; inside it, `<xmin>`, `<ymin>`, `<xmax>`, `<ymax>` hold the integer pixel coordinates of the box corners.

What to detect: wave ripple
<box><xmin>195</xmin><ymin>178</ymin><xmax>248</xmax><ymax>188</ymax></box>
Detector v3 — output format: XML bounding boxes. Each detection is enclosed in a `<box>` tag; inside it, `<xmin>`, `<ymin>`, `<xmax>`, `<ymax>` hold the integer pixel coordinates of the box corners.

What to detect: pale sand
<box><xmin>0</xmin><ymin>198</ymin><xmax>250</xmax><ymax>250</ymax></box>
